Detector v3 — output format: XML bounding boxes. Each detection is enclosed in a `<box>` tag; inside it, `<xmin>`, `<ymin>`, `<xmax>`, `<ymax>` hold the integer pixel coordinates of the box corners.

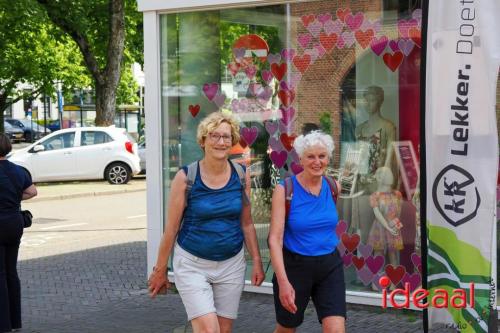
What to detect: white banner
<box><xmin>426</xmin><ymin>0</ymin><xmax>500</xmax><ymax>332</ymax></box>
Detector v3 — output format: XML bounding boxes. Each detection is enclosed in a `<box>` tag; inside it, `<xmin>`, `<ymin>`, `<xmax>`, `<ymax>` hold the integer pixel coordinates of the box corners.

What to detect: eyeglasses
<box><xmin>207</xmin><ymin>133</ymin><xmax>232</xmax><ymax>143</ymax></box>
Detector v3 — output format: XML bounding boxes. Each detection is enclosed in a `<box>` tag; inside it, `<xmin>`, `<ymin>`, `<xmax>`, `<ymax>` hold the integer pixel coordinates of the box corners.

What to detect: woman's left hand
<box><xmin>251</xmin><ymin>260</ymin><xmax>265</xmax><ymax>286</ymax></box>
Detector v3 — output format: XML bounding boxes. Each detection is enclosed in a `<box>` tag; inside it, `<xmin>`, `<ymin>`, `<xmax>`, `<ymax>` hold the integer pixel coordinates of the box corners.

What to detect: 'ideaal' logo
<box><xmin>432</xmin><ymin>164</ymin><xmax>480</xmax><ymax>227</ymax></box>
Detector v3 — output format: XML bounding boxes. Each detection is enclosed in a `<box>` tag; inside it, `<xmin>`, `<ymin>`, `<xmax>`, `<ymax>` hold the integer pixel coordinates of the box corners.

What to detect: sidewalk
<box><xmin>30</xmin><ymin>176</ymin><xmax>146</xmax><ymax>202</ymax></box>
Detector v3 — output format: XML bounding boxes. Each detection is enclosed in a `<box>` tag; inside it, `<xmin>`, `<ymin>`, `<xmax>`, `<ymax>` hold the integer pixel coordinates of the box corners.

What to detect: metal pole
<box><xmin>43</xmin><ymin>95</ymin><xmax>48</xmax><ymax>134</ymax></box>
<box><xmin>80</xmin><ymin>90</ymin><xmax>84</xmax><ymax>127</ymax></box>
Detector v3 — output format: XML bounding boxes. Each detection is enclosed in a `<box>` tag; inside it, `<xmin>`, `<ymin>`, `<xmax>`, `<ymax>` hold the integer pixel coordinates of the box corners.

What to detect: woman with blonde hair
<box><xmin>148</xmin><ymin>112</ymin><xmax>264</xmax><ymax>333</ymax></box>
<box><xmin>268</xmin><ymin>130</ymin><xmax>346</xmax><ymax>333</ymax></box>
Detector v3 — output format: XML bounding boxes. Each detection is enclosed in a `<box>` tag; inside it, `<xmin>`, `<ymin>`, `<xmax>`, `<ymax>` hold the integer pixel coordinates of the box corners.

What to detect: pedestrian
<box><xmin>148</xmin><ymin>112</ymin><xmax>265</xmax><ymax>333</ymax></box>
<box><xmin>0</xmin><ymin>133</ymin><xmax>37</xmax><ymax>333</ymax></box>
<box><xmin>268</xmin><ymin>130</ymin><xmax>346</xmax><ymax>333</ymax></box>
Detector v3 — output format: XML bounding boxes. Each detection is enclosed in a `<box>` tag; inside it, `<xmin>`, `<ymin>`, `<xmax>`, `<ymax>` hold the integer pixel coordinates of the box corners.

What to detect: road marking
<box><xmin>126</xmin><ymin>214</ymin><xmax>147</xmax><ymax>219</ymax></box>
<box><xmin>40</xmin><ymin>223</ymin><xmax>88</xmax><ymax>230</ymax></box>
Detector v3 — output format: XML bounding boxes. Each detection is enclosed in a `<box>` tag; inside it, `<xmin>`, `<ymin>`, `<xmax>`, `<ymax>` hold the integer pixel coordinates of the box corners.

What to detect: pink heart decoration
<box><xmin>357</xmin><ymin>267</ymin><xmax>374</xmax><ymax>286</ymax></box>
<box><xmin>267</xmin><ymin>53</ymin><xmax>281</xmax><ymax>64</ymax></box>
<box><xmin>289</xmin><ymin>149</ymin><xmax>300</xmax><ymax>164</ymax></box>
<box><xmin>361</xmin><ymin>19</ymin><xmax>381</xmax><ymax>34</ymax></box>
<box><xmin>279</xmin><ymin>81</ymin><xmax>291</xmax><ymax>91</ymax></box>
<box><xmin>365</xmin><ymin>255</ymin><xmax>385</xmax><ymax>274</ymax></box>
<box><xmin>314</xmin><ymin>43</ymin><xmax>327</xmax><ymax>58</ymax></box>
<box><xmin>317</xmin><ymin>13</ymin><xmax>332</xmax><ymax>24</ymax></box>
<box><xmin>297</xmin><ymin>33</ymin><xmax>312</xmax><ymax>48</ymax></box>
<box><xmin>268</xmin><ymin>137</ymin><xmax>284</xmax><ymax>152</ymax></box>
<box><xmin>280</xmin><ymin>106</ymin><xmax>296</xmax><ymax>126</ymax></box>
<box><xmin>261</xmin><ymin>70</ymin><xmax>273</xmax><ymax>84</ymax></box>
<box><xmin>337</xmin><ymin>241</ymin><xmax>346</xmax><ymax>254</ymax></box>
<box><xmin>388</xmin><ymin>39</ymin><xmax>400</xmax><ymax>52</ymax></box>
<box><xmin>270</xmin><ymin>150</ymin><xmax>288</xmax><ymax>168</ymax></box>
<box><xmin>202</xmin><ymin>83</ymin><xmax>219</xmax><ymax>101</ymax></box>
<box><xmin>265</xmin><ymin>121</ymin><xmax>278</xmax><ymax>136</ymax></box>
<box><xmin>342</xmin><ymin>253</ymin><xmax>353</xmax><ymax>267</ymax></box>
<box><xmin>282</xmin><ymin>73</ymin><xmax>302</xmax><ymax>90</ymax></box>
<box><xmin>398</xmin><ymin>38</ymin><xmax>415</xmax><ymax>56</ymax></box>
<box><xmin>231</xmin><ymin>98</ymin><xmax>249</xmax><ymax>113</ymax></box>
<box><xmin>398</xmin><ymin>19</ymin><xmax>418</xmax><ymax>39</ymax></box>
<box><xmin>278</xmin><ymin>120</ymin><xmax>293</xmax><ymax>134</ymax></box>
<box><xmin>213</xmin><ymin>93</ymin><xmax>226</xmax><ymax>108</ymax></box>
<box><xmin>290</xmin><ymin>162</ymin><xmax>303</xmax><ymax>175</ymax></box>
<box><xmin>304</xmin><ymin>48</ymin><xmax>319</xmax><ymax>63</ymax></box>
<box><xmin>372</xmin><ymin>272</ymin><xmax>385</xmax><ymax>290</ymax></box>
<box><xmin>341</xmin><ymin>31</ymin><xmax>355</xmax><ymax>47</ymax></box>
<box><xmin>401</xmin><ymin>272</ymin><xmax>421</xmax><ymax>292</ymax></box>
<box><xmin>370</xmin><ymin>35</ymin><xmax>388</xmax><ymax>56</ymax></box>
<box><xmin>249</xmin><ymin>83</ymin><xmax>263</xmax><ymax>97</ymax></box>
<box><xmin>240</xmin><ymin>126</ymin><xmax>259</xmax><ymax>146</ymax></box>
<box><xmin>281</xmin><ymin>48</ymin><xmax>296</xmax><ymax>62</ymax></box>
<box><xmin>411</xmin><ymin>253</ymin><xmax>421</xmax><ymax>269</ymax></box>
<box><xmin>345</xmin><ymin>12</ymin><xmax>364</xmax><ymax>31</ymax></box>
<box><xmin>336</xmin><ymin>35</ymin><xmax>345</xmax><ymax>49</ymax></box>
<box><xmin>358</xmin><ymin>243</ymin><xmax>373</xmax><ymax>258</ymax></box>
<box><xmin>258</xmin><ymin>87</ymin><xmax>273</xmax><ymax>102</ymax></box>
<box><xmin>335</xmin><ymin>220</ymin><xmax>348</xmax><ymax>238</ymax></box>
<box><xmin>323</xmin><ymin>19</ymin><xmax>344</xmax><ymax>35</ymax></box>
<box><xmin>245</xmin><ymin>65</ymin><xmax>257</xmax><ymax>79</ymax></box>
<box><xmin>233</xmin><ymin>47</ymin><xmax>246</xmax><ymax>60</ymax></box>
<box><xmin>306</xmin><ymin>20</ymin><xmax>323</xmax><ymax>38</ymax></box>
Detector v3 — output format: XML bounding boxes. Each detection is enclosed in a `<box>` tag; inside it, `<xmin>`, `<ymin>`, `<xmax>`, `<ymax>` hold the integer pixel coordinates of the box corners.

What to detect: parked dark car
<box><xmin>5</xmin><ymin>118</ymin><xmax>51</xmax><ymax>142</ymax></box>
<box><xmin>3</xmin><ymin>121</ymin><xmax>25</xmax><ymax>142</ymax></box>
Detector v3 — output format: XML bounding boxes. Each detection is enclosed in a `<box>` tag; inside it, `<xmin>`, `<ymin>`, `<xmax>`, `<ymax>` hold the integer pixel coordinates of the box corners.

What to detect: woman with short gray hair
<box><xmin>268</xmin><ymin>130</ymin><xmax>346</xmax><ymax>333</ymax></box>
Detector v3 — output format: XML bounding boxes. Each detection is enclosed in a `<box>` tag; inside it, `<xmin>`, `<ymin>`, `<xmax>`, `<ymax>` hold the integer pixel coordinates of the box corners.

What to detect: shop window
<box><xmin>160</xmin><ymin>0</ymin><xmax>423</xmax><ymax>292</ymax></box>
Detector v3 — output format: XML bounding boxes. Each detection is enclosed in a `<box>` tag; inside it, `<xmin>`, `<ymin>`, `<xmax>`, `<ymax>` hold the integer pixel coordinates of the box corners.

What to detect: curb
<box><xmin>30</xmin><ymin>187</ymin><xmax>146</xmax><ymax>203</ymax></box>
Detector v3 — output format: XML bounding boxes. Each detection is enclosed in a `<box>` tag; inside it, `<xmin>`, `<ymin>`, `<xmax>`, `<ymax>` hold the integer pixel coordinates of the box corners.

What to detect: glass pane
<box><xmin>159</xmin><ymin>0</ymin><xmax>423</xmax><ymax>290</ymax></box>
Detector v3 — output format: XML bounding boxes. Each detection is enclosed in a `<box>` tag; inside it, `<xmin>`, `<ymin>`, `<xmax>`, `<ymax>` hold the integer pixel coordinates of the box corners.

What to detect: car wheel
<box><xmin>25</xmin><ymin>132</ymin><xmax>32</xmax><ymax>142</ymax></box>
<box><xmin>105</xmin><ymin>162</ymin><xmax>131</xmax><ymax>185</ymax></box>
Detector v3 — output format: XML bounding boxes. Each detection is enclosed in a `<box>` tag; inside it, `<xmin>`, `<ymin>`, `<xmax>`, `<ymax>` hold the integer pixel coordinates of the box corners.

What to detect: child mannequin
<box><xmin>367</xmin><ymin>167</ymin><xmax>403</xmax><ymax>289</ymax></box>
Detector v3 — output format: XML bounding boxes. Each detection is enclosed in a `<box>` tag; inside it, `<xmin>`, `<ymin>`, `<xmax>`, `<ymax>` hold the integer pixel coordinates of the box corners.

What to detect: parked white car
<box><xmin>8</xmin><ymin>127</ymin><xmax>141</xmax><ymax>184</ymax></box>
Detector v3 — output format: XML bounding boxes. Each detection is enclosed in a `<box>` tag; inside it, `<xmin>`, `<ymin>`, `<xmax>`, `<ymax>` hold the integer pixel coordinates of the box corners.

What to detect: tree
<box><xmin>0</xmin><ymin>0</ymin><xmax>89</xmax><ymax>133</ymax></box>
<box><xmin>36</xmin><ymin>0</ymin><xmax>143</xmax><ymax>126</ymax></box>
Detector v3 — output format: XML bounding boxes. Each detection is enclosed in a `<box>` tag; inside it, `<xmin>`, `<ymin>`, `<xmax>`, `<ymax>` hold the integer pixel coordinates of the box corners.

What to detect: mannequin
<box><xmin>367</xmin><ymin>167</ymin><xmax>403</xmax><ymax>289</ymax></box>
<box><xmin>352</xmin><ymin>86</ymin><xmax>397</xmax><ymax>242</ymax></box>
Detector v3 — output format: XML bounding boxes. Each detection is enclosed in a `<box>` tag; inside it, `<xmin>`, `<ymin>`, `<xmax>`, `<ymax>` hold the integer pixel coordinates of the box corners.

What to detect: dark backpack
<box><xmin>184</xmin><ymin>160</ymin><xmax>250</xmax><ymax>207</ymax></box>
<box><xmin>283</xmin><ymin>175</ymin><xmax>339</xmax><ymax>222</ymax></box>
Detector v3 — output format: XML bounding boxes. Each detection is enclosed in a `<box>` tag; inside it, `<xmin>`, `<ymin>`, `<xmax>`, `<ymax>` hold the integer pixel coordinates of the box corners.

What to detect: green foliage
<box><xmin>116</xmin><ymin>66</ymin><xmax>139</xmax><ymax>105</ymax></box>
<box><xmin>319</xmin><ymin>112</ymin><xmax>332</xmax><ymax>133</ymax></box>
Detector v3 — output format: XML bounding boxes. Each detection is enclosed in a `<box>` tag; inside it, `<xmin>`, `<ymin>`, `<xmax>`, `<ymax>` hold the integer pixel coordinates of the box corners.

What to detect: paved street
<box><xmin>13</xmin><ymin>182</ymin><xmax>457</xmax><ymax>332</ymax></box>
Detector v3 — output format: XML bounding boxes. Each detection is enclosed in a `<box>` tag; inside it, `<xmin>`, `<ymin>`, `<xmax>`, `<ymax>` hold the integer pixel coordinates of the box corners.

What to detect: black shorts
<box><xmin>272</xmin><ymin>248</ymin><xmax>346</xmax><ymax>328</ymax></box>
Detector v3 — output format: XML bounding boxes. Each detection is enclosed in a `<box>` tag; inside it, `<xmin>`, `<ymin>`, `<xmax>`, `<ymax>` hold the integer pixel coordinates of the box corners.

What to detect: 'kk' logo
<box><xmin>432</xmin><ymin>164</ymin><xmax>480</xmax><ymax>227</ymax></box>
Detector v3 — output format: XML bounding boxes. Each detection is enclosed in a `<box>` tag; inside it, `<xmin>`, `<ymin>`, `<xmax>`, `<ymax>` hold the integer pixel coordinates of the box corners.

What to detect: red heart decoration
<box><xmin>319</xmin><ymin>32</ymin><xmax>338</xmax><ymax>52</ymax></box>
<box><xmin>409</xmin><ymin>27</ymin><xmax>421</xmax><ymax>48</ymax></box>
<box><xmin>239</xmin><ymin>137</ymin><xmax>248</xmax><ymax>149</ymax></box>
<box><xmin>336</xmin><ymin>8</ymin><xmax>351</xmax><ymax>22</ymax></box>
<box><xmin>355</xmin><ymin>29</ymin><xmax>375</xmax><ymax>49</ymax></box>
<box><xmin>385</xmin><ymin>264</ymin><xmax>406</xmax><ymax>286</ymax></box>
<box><xmin>188</xmin><ymin>104</ymin><xmax>200</xmax><ymax>117</ymax></box>
<box><xmin>227</xmin><ymin>62</ymin><xmax>240</xmax><ymax>76</ymax></box>
<box><xmin>280</xmin><ymin>133</ymin><xmax>296</xmax><ymax>151</ymax></box>
<box><xmin>352</xmin><ymin>256</ymin><xmax>365</xmax><ymax>270</ymax></box>
<box><xmin>271</xmin><ymin>63</ymin><xmax>287</xmax><ymax>82</ymax></box>
<box><xmin>301</xmin><ymin>14</ymin><xmax>316</xmax><ymax>27</ymax></box>
<box><xmin>292</xmin><ymin>54</ymin><xmax>311</xmax><ymax>74</ymax></box>
<box><xmin>383</xmin><ymin>51</ymin><xmax>404</xmax><ymax>72</ymax></box>
<box><xmin>341</xmin><ymin>233</ymin><xmax>360</xmax><ymax>253</ymax></box>
<box><xmin>278</xmin><ymin>89</ymin><xmax>295</xmax><ymax>107</ymax></box>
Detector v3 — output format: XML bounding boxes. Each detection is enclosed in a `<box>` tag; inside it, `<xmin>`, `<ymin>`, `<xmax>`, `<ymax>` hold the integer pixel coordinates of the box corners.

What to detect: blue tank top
<box><xmin>282</xmin><ymin>176</ymin><xmax>339</xmax><ymax>256</ymax></box>
<box><xmin>177</xmin><ymin>162</ymin><xmax>244</xmax><ymax>261</ymax></box>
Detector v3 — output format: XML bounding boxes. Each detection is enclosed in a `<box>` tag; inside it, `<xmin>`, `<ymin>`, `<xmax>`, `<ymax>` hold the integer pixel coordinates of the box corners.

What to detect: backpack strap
<box><xmin>283</xmin><ymin>177</ymin><xmax>294</xmax><ymax>223</ymax></box>
<box><xmin>184</xmin><ymin>161</ymin><xmax>198</xmax><ymax>208</ymax></box>
<box><xmin>323</xmin><ymin>175</ymin><xmax>339</xmax><ymax>204</ymax></box>
<box><xmin>184</xmin><ymin>160</ymin><xmax>250</xmax><ymax>207</ymax></box>
<box><xmin>229</xmin><ymin>159</ymin><xmax>250</xmax><ymax>206</ymax></box>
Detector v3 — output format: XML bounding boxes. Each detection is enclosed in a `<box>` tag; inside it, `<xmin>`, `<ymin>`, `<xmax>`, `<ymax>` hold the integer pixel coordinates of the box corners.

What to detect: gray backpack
<box><xmin>184</xmin><ymin>160</ymin><xmax>250</xmax><ymax>207</ymax></box>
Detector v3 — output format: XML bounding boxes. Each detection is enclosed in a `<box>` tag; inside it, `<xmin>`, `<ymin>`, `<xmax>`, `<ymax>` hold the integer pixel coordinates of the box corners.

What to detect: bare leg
<box><xmin>217</xmin><ymin>316</ymin><xmax>233</xmax><ymax>333</ymax></box>
<box><xmin>191</xmin><ymin>313</ymin><xmax>220</xmax><ymax>333</ymax></box>
<box><xmin>322</xmin><ymin>316</ymin><xmax>346</xmax><ymax>333</ymax></box>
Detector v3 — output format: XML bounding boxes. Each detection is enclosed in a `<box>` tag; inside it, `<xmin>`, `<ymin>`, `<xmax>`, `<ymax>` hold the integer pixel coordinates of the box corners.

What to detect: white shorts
<box><xmin>173</xmin><ymin>243</ymin><xmax>246</xmax><ymax>321</ymax></box>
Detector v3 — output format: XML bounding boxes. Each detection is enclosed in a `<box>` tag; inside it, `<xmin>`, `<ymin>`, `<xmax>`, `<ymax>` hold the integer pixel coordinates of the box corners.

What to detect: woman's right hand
<box><xmin>148</xmin><ymin>267</ymin><xmax>170</xmax><ymax>298</ymax></box>
<box><xmin>278</xmin><ymin>279</ymin><xmax>297</xmax><ymax>314</ymax></box>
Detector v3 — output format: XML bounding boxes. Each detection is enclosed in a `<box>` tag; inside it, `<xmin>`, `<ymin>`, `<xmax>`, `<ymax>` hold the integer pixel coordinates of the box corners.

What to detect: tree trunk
<box><xmin>95</xmin><ymin>82</ymin><xmax>118</xmax><ymax>126</ymax></box>
<box><xmin>0</xmin><ymin>93</ymin><xmax>7</xmax><ymax>133</ymax></box>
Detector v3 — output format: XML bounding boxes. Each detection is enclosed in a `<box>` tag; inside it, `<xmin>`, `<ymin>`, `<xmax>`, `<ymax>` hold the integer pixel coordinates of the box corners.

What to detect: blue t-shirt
<box><xmin>0</xmin><ymin>160</ymin><xmax>32</xmax><ymax>214</ymax></box>
<box><xmin>282</xmin><ymin>176</ymin><xmax>339</xmax><ymax>256</ymax></box>
<box><xmin>177</xmin><ymin>162</ymin><xmax>244</xmax><ymax>261</ymax></box>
